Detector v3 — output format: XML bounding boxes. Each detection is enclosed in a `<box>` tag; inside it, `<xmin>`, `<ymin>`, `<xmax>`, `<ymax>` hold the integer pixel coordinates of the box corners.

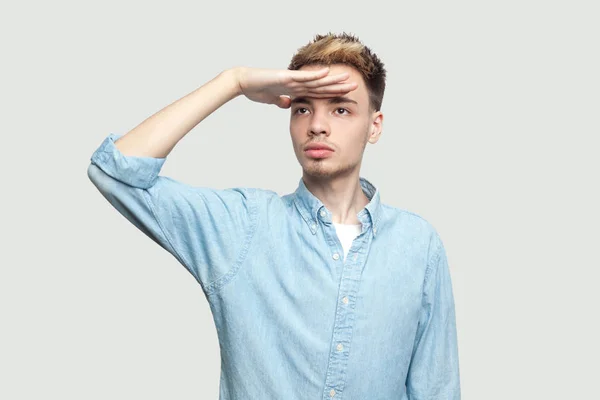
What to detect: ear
<box><xmin>368</xmin><ymin>111</ymin><xmax>383</xmax><ymax>144</ymax></box>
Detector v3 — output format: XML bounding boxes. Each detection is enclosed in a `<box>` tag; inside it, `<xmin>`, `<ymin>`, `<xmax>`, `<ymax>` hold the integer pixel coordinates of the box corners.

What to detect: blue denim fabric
<box><xmin>88</xmin><ymin>133</ymin><xmax>461</xmax><ymax>399</ymax></box>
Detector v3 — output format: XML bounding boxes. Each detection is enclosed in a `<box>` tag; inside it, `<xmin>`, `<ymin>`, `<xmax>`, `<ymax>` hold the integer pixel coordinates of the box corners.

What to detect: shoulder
<box><xmin>243</xmin><ymin>187</ymin><xmax>297</xmax><ymax>207</ymax></box>
<box><xmin>379</xmin><ymin>203</ymin><xmax>444</xmax><ymax>259</ymax></box>
<box><xmin>219</xmin><ymin>187</ymin><xmax>294</xmax><ymax>214</ymax></box>
<box><xmin>380</xmin><ymin>203</ymin><xmax>439</xmax><ymax>238</ymax></box>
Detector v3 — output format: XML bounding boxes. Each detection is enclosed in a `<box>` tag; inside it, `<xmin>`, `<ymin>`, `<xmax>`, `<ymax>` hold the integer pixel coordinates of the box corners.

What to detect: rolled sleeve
<box><xmin>87</xmin><ymin>134</ymin><xmax>259</xmax><ymax>294</ymax></box>
<box><xmin>90</xmin><ymin>133</ymin><xmax>166</xmax><ymax>189</ymax></box>
<box><xmin>406</xmin><ymin>232</ymin><xmax>461</xmax><ymax>399</ymax></box>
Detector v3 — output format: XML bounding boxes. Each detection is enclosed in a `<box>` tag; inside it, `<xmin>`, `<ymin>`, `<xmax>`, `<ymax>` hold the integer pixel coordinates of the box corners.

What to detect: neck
<box><xmin>302</xmin><ymin>171</ymin><xmax>370</xmax><ymax>225</ymax></box>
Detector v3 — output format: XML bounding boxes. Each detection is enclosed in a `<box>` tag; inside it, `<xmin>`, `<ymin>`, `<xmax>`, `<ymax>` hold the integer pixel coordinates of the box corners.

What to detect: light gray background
<box><xmin>1</xmin><ymin>1</ymin><xmax>598</xmax><ymax>398</ymax></box>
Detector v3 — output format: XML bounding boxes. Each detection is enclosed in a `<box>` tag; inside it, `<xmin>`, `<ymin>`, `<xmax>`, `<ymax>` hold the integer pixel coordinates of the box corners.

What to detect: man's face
<box><xmin>289</xmin><ymin>63</ymin><xmax>383</xmax><ymax>180</ymax></box>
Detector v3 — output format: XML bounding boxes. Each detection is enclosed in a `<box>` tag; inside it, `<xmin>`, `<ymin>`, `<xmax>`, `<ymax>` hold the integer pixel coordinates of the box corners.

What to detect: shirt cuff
<box><xmin>90</xmin><ymin>133</ymin><xmax>166</xmax><ymax>189</ymax></box>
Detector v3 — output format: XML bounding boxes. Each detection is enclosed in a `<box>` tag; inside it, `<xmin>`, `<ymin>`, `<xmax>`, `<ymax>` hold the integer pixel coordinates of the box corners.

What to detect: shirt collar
<box><xmin>292</xmin><ymin>176</ymin><xmax>382</xmax><ymax>237</ymax></box>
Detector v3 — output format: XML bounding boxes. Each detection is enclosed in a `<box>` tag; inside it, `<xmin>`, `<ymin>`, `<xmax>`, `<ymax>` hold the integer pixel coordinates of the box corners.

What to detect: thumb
<box><xmin>274</xmin><ymin>95</ymin><xmax>291</xmax><ymax>109</ymax></box>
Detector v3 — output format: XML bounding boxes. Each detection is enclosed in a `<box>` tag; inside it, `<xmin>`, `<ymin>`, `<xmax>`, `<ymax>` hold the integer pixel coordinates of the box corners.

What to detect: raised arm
<box><xmin>87</xmin><ymin>66</ymin><xmax>358</xmax><ymax>293</ymax></box>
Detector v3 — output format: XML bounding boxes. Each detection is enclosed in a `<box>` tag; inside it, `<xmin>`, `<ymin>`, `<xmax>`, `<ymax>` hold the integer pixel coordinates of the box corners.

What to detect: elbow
<box><xmin>87</xmin><ymin>162</ymin><xmax>113</xmax><ymax>194</ymax></box>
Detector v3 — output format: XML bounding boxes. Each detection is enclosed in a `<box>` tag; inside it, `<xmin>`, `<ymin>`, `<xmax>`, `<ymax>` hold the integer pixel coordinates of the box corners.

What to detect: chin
<box><xmin>301</xmin><ymin>160</ymin><xmax>357</xmax><ymax>180</ymax></box>
<box><xmin>304</xmin><ymin>168</ymin><xmax>337</xmax><ymax>179</ymax></box>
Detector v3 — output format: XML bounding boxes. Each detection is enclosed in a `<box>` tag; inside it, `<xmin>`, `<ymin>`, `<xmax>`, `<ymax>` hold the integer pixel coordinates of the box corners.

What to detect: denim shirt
<box><xmin>88</xmin><ymin>133</ymin><xmax>461</xmax><ymax>400</ymax></box>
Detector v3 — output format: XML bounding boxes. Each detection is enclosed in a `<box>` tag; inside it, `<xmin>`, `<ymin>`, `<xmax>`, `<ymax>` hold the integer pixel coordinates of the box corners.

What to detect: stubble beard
<box><xmin>302</xmin><ymin>157</ymin><xmax>358</xmax><ymax>180</ymax></box>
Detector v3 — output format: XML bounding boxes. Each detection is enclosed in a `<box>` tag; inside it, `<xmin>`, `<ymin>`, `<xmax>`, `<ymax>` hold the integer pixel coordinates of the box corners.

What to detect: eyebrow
<box><xmin>290</xmin><ymin>96</ymin><xmax>358</xmax><ymax>106</ymax></box>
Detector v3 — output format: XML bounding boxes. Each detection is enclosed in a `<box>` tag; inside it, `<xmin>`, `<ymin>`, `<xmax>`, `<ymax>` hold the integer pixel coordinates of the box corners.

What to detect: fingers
<box><xmin>284</xmin><ymin>68</ymin><xmax>358</xmax><ymax>101</ymax></box>
<box><xmin>289</xmin><ymin>69</ymin><xmax>357</xmax><ymax>97</ymax></box>
<box><xmin>276</xmin><ymin>95</ymin><xmax>291</xmax><ymax>109</ymax></box>
<box><xmin>304</xmin><ymin>82</ymin><xmax>358</xmax><ymax>97</ymax></box>
<box><xmin>288</xmin><ymin>74</ymin><xmax>357</xmax><ymax>96</ymax></box>
<box><xmin>290</xmin><ymin>67</ymin><xmax>331</xmax><ymax>82</ymax></box>
<box><xmin>301</xmin><ymin>72</ymin><xmax>350</xmax><ymax>89</ymax></box>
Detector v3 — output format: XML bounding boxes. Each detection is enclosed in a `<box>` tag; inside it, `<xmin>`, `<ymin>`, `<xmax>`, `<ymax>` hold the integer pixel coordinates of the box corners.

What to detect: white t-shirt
<box><xmin>332</xmin><ymin>222</ymin><xmax>362</xmax><ymax>261</ymax></box>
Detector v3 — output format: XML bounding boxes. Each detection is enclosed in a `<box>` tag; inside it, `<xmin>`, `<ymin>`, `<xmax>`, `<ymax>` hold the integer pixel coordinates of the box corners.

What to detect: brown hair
<box><xmin>288</xmin><ymin>32</ymin><xmax>387</xmax><ymax>113</ymax></box>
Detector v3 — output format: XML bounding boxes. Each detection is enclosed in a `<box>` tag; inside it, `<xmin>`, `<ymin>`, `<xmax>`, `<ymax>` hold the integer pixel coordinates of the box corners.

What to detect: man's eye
<box><xmin>294</xmin><ymin>107</ymin><xmax>349</xmax><ymax>115</ymax></box>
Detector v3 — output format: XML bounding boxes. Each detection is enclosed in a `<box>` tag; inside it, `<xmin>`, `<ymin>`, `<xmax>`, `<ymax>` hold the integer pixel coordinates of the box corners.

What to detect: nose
<box><xmin>309</xmin><ymin>127</ymin><xmax>328</xmax><ymax>137</ymax></box>
<box><xmin>308</xmin><ymin>109</ymin><xmax>330</xmax><ymax>137</ymax></box>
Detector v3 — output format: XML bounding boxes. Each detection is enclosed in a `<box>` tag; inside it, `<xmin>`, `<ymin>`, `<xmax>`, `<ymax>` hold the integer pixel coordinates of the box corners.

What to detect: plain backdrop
<box><xmin>1</xmin><ymin>1</ymin><xmax>598</xmax><ymax>399</ymax></box>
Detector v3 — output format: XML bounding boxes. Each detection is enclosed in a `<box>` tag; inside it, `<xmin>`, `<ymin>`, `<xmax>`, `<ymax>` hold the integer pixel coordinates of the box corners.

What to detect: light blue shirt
<box><xmin>87</xmin><ymin>133</ymin><xmax>461</xmax><ymax>399</ymax></box>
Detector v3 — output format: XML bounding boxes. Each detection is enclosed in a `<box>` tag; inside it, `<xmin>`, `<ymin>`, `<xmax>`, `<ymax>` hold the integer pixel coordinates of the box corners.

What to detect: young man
<box><xmin>88</xmin><ymin>32</ymin><xmax>461</xmax><ymax>399</ymax></box>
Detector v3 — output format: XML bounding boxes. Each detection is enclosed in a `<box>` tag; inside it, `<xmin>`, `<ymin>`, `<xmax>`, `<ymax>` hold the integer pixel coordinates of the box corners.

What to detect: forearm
<box><xmin>114</xmin><ymin>67</ymin><xmax>243</xmax><ymax>158</ymax></box>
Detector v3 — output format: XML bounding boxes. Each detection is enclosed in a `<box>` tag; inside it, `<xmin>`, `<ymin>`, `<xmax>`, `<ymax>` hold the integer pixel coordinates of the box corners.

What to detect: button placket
<box><xmin>322</xmin><ymin>225</ymin><xmax>374</xmax><ymax>399</ymax></box>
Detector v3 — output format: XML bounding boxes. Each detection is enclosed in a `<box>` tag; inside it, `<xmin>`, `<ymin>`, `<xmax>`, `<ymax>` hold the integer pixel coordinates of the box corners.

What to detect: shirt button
<box><xmin>320</xmin><ymin>210</ymin><xmax>326</xmax><ymax>217</ymax></box>
<box><xmin>342</xmin><ymin>296</ymin><xmax>349</xmax><ymax>304</ymax></box>
<box><xmin>373</xmin><ymin>227</ymin><xmax>377</xmax><ymax>234</ymax></box>
<box><xmin>311</xmin><ymin>223</ymin><xmax>316</xmax><ymax>230</ymax></box>
<box><xmin>332</xmin><ymin>253</ymin><xmax>340</xmax><ymax>260</ymax></box>
<box><xmin>336</xmin><ymin>343</ymin><xmax>344</xmax><ymax>351</ymax></box>
<box><xmin>329</xmin><ymin>389</ymin><xmax>336</xmax><ymax>397</ymax></box>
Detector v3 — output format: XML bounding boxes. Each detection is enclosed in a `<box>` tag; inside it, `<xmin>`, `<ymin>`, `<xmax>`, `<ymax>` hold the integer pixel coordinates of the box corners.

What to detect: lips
<box><xmin>304</xmin><ymin>143</ymin><xmax>334</xmax><ymax>159</ymax></box>
<box><xmin>304</xmin><ymin>143</ymin><xmax>334</xmax><ymax>151</ymax></box>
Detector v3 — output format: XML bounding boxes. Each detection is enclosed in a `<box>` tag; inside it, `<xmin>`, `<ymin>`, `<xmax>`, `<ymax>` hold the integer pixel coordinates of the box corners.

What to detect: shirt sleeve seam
<box><xmin>140</xmin><ymin>188</ymin><xmax>204</xmax><ymax>287</ymax></box>
<box><xmin>423</xmin><ymin>232</ymin><xmax>443</xmax><ymax>300</ymax></box>
<box><xmin>411</xmin><ymin>232</ymin><xmax>442</xmax><ymax>355</ymax></box>
<box><xmin>203</xmin><ymin>187</ymin><xmax>260</xmax><ymax>296</ymax></box>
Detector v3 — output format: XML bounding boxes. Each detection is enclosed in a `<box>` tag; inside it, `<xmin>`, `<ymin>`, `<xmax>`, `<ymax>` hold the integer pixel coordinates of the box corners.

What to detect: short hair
<box><xmin>288</xmin><ymin>32</ymin><xmax>387</xmax><ymax>113</ymax></box>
